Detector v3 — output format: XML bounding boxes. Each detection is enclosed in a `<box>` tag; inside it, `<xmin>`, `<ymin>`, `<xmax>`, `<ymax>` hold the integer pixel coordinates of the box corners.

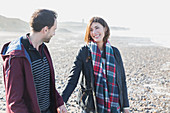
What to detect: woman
<box><xmin>62</xmin><ymin>17</ymin><xmax>130</xmax><ymax>113</ymax></box>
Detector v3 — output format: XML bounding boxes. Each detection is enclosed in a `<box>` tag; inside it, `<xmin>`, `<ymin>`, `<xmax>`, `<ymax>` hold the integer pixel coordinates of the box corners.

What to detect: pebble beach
<box><xmin>0</xmin><ymin>30</ymin><xmax>170</xmax><ymax>113</ymax></box>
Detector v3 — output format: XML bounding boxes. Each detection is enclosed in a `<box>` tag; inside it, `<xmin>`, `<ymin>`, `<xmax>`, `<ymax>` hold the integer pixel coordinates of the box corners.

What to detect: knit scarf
<box><xmin>88</xmin><ymin>41</ymin><xmax>120</xmax><ymax>113</ymax></box>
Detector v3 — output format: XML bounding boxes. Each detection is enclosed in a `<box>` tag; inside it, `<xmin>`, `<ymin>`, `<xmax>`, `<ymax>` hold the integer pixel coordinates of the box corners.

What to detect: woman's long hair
<box><xmin>84</xmin><ymin>17</ymin><xmax>110</xmax><ymax>44</ymax></box>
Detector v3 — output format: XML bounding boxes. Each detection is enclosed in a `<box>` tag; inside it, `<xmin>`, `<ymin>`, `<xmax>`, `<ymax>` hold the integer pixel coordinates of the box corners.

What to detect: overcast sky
<box><xmin>0</xmin><ymin>0</ymin><xmax>170</xmax><ymax>34</ymax></box>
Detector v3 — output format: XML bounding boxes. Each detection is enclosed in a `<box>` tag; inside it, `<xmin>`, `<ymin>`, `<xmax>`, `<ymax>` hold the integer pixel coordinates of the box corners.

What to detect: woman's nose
<box><xmin>92</xmin><ymin>29</ymin><xmax>97</xmax><ymax>34</ymax></box>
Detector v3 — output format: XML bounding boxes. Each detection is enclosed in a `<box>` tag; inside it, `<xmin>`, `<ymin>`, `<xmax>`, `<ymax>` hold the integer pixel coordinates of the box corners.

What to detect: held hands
<box><xmin>57</xmin><ymin>105</ymin><xmax>67</xmax><ymax>113</ymax></box>
<box><xmin>56</xmin><ymin>104</ymin><xmax>130</xmax><ymax>113</ymax></box>
<box><xmin>124</xmin><ymin>108</ymin><xmax>130</xmax><ymax>113</ymax></box>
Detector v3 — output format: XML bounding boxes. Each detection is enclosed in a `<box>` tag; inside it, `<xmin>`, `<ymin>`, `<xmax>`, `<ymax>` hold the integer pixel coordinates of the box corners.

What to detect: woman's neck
<box><xmin>97</xmin><ymin>42</ymin><xmax>104</xmax><ymax>51</ymax></box>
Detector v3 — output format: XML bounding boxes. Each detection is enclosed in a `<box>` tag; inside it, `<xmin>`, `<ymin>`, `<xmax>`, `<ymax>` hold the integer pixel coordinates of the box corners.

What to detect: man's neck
<box><xmin>29</xmin><ymin>32</ymin><xmax>43</xmax><ymax>51</ymax></box>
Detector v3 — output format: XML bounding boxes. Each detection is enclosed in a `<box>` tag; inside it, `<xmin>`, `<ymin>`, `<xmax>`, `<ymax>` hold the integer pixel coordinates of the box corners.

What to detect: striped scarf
<box><xmin>88</xmin><ymin>41</ymin><xmax>120</xmax><ymax>113</ymax></box>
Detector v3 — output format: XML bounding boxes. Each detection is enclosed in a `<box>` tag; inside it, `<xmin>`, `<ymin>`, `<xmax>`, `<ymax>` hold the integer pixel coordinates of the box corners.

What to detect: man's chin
<box><xmin>44</xmin><ymin>38</ymin><xmax>52</xmax><ymax>43</ymax></box>
<box><xmin>44</xmin><ymin>40</ymin><xmax>50</xmax><ymax>43</ymax></box>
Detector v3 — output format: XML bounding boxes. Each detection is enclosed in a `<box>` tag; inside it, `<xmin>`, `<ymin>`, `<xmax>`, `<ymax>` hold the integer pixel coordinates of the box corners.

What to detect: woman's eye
<box><xmin>95</xmin><ymin>26</ymin><xmax>99</xmax><ymax>29</ymax></box>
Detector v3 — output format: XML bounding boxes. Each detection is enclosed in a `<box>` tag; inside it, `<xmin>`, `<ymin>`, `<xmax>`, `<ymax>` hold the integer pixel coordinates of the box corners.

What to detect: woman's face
<box><xmin>90</xmin><ymin>22</ymin><xmax>106</xmax><ymax>44</ymax></box>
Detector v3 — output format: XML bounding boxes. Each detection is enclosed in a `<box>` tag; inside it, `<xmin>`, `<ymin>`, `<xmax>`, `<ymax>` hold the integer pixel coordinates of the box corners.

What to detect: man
<box><xmin>1</xmin><ymin>9</ymin><xmax>67</xmax><ymax>113</ymax></box>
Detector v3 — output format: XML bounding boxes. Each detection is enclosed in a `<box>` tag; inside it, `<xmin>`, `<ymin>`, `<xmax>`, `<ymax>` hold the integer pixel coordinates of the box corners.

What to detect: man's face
<box><xmin>43</xmin><ymin>19</ymin><xmax>57</xmax><ymax>43</ymax></box>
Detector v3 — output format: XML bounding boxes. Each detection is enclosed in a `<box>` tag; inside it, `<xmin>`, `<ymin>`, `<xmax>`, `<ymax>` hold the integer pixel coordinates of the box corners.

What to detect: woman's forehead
<box><xmin>91</xmin><ymin>22</ymin><xmax>102</xmax><ymax>27</ymax></box>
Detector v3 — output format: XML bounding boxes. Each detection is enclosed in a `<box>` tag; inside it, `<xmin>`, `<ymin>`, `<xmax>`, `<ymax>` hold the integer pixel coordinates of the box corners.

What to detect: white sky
<box><xmin>0</xmin><ymin>0</ymin><xmax>170</xmax><ymax>34</ymax></box>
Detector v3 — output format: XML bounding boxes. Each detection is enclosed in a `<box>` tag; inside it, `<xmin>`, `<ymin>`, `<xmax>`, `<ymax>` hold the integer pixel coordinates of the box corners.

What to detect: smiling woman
<box><xmin>62</xmin><ymin>17</ymin><xmax>130</xmax><ymax>113</ymax></box>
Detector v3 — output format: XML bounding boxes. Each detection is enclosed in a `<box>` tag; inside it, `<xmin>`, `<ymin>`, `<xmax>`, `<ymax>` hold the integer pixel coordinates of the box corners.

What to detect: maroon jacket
<box><xmin>1</xmin><ymin>36</ymin><xmax>64</xmax><ymax>113</ymax></box>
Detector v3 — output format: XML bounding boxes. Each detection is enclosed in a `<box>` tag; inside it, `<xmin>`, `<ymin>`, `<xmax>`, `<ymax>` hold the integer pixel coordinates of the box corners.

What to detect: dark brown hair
<box><xmin>30</xmin><ymin>9</ymin><xmax>57</xmax><ymax>32</ymax></box>
<box><xmin>84</xmin><ymin>17</ymin><xmax>110</xmax><ymax>43</ymax></box>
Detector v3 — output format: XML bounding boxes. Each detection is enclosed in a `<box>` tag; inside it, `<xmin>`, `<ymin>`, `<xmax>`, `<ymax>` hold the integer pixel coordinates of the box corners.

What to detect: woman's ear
<box><xmin>104</xmin><ymin>27</ymin><xmax>107</xmax><ymax>32</ymax></box>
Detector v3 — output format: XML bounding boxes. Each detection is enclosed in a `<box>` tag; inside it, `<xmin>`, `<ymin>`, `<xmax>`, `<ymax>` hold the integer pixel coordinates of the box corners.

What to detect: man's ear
<box><xmin>42</xmin><ymin>26</ymin><xmax>49</xmax><ymax>33</ymax></box>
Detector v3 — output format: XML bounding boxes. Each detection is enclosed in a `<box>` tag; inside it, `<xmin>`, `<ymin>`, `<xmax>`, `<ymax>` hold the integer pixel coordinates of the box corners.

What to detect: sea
<box><xmin>0</xmin><ymin>30</ymin><xmax>170</xmax><ymax>48</ymax></box>
<box><xmin>110</xmin><ymin>29</ymin><xmax>170</xmax><ymax>48</ymax></box>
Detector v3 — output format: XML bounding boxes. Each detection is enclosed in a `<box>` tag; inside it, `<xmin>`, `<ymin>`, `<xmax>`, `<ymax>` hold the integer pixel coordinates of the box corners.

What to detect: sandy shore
<box><xmin>0</xmin><ymin>32</ymin><xmax>170</xmax><ymax>113</ymax></box>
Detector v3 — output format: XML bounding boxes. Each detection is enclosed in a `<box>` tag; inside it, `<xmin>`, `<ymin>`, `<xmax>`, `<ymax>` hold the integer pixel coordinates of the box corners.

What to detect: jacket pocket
<box><xmin>77</xmin><ymin>88</ymin><xmax>95</xmax><ymax>112</ymax></box>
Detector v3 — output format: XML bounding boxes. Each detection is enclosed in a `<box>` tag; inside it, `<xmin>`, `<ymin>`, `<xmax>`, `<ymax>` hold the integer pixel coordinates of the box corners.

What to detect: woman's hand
<box><xmin>124</xmin><ymin>108</ymin><xmax>130</xmax><ymax>113</ymax></box>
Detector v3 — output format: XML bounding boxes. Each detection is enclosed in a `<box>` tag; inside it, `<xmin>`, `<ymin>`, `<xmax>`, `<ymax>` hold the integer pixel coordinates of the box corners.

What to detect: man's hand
<box><xmin>57</xmin><ymin>105</ymin><xmax>67</xmax><ymax>113</ymax></box>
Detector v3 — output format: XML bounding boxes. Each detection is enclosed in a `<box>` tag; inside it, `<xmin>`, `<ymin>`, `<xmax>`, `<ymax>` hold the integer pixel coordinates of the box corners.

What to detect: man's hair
<box><xmin>30</xmin><ymin>9</ymin><xmax>57</xmax><ymax>32</ymax></box>
<box><xmin>84</xmin><ymin>17</ymin><xmax>110</xmax><ymax>44</ymax></box>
